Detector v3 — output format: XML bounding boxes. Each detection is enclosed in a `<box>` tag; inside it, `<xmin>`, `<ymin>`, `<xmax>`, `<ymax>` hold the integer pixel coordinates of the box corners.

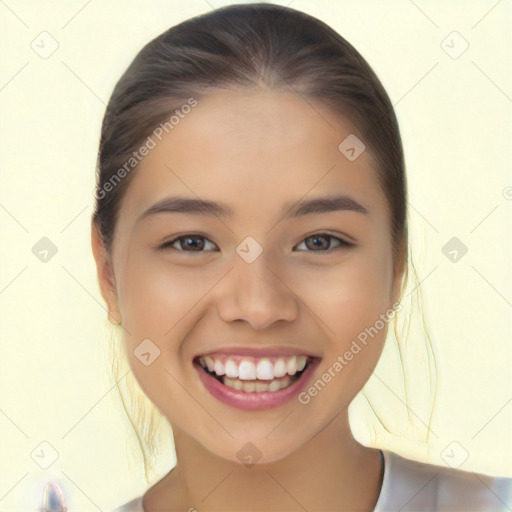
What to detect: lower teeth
<box><xmin>222</xmin><ymin>375</ymin><xmax>294</xmax><ymax>392</ymax></box>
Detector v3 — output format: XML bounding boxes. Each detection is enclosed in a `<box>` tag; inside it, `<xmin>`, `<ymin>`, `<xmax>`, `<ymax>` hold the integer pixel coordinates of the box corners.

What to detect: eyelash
<box><xmin>158</xmin><ymin>233</ymin><xmax>354</xmax><ymax>253</ymax></box>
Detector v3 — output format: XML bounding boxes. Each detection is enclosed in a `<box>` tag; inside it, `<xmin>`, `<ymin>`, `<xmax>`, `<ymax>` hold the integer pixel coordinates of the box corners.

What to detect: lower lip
<box><xmin>194</xmin><ymin>358</ymin><xmax>320</xmax><ymax>411</ymax></box>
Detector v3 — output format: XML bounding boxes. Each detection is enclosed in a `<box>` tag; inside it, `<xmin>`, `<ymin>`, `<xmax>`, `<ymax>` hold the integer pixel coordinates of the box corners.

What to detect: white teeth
<box><xmin>232</xmin><ymin>379</ymin><xmax>243</xmax><ymax>390</ymax></box>
<box><xmin>255</xmin><ymin>381</ymin><xmax>269</xmax><ymax>392</ymax></box>
<box><xmin>213</xmin><ymin>359</ymin><xmax>225</xmax><ymax>376</ymax></box>
<box><xmin>243</xmin><ymin>381</ymin><xmax>255</xmax><ymax>392</ymax></box>
<box><xmin>286</xmin><ymin>356</ymin><xmax>298</xmax><ymax>376</ymax></box>
<box><xmin>238</xmin><ymin>359</ymin><xmax>257</xmax><ymax>380</ymax></box>
<box><xmin>279</xmin><ymin>376</ymin><xmax>292</xmax><ymax>389</ymax></box>
<box><xmin>204</xmin><ymin>356</ymin><xmax>214</xmax><ymax>372</ymax></box>
<box><xmin>256</xmin><ymin>358</ymin><xmax>274</xmax><ymax>380</ymax></box>
<box><xmin>268</xmin><ymin>380</ymin><xmax>281</xmax><ymax>392</ymax></box>
<box><xmin>273</xmin><ymin>357</ymin><xmax>287</xmax><ymax>378</ymax></box>
<box><xmin>223</xmin><ymin>375</ymin><xmax>294</xmax><ymax>393</ymax></box>
<box><xmin>224</xmin><ymin>359</ymin><xmax>239</xmax><ymax>378</ymax></box>
<box><xmin>199</xmin><ymin>354</ymin><xmax>310</xmax><ymax>380</ymax></box>
<box><xmin>223</xmin><ymin>377</ymin><xmax>241</xmax><ymax>391</ymax></box>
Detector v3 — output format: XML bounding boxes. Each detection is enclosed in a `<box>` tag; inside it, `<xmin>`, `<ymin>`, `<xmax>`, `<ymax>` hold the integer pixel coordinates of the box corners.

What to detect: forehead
<box><xmin>117</xmin><ymin>89</ymin><xmax>387</xmax><ymax>227</ymax></box>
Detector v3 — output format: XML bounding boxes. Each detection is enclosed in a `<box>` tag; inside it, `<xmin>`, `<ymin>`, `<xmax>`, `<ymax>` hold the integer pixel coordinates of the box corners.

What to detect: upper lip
<box><xmin>194</xmin><ymin>346</ymin><xmax>320</xmax><ymax>359</ymax></box>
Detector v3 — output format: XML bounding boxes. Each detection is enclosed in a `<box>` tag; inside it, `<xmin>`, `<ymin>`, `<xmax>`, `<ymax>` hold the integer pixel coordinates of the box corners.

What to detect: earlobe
<box><xmin>390</xmin><ymin>240</ymin><xmax>407</xmax><ymax>307</ymax></box>
<box><xmin>90</xmin><ymin>222</ymin><xmax>122</xmax><ymax>325</ymax></box>
<box><xmin>391</xmin><ymin>267</ymin><xmax>404</xmax><ymax>307</ymax></box>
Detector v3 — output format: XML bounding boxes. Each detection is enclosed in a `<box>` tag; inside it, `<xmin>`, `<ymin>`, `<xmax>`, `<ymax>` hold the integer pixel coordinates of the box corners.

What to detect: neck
<box><xmin>152</xmin><ymin>411</ymin><xmax>383</xmax><ymax>512</ymax></box>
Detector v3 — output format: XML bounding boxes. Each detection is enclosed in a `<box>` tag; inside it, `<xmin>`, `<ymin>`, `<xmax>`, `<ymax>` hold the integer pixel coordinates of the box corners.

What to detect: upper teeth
<box><xmin>198</xmin><ymin>354</ymin><xmax>309</xmax><ymax>380</ymax></box>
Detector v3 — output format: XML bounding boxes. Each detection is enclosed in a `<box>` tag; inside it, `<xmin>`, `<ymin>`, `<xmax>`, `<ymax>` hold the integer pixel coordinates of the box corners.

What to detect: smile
<box><xmin>194</xmin><ymin>352</ymin><xmax>320</xmax><ymax>410</ymax></box>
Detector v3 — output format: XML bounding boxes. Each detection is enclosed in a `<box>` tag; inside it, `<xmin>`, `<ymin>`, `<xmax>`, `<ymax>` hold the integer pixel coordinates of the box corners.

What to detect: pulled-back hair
<box><xmin>93</xmin><ymin>3</ymin><xmax>406</xmax><ymax>269</ymax></box>
<box><xmin>93</xmin><ymin>3</ymin><xmax>436</xmax><ymax>483</ymax></box>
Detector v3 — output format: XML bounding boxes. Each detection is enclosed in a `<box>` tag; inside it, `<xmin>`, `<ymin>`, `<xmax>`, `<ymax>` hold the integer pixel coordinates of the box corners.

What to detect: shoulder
<box><xmin>374</xmin><ymin>449</ymin><xmax>512</xmax><ymax>511</ymax></box>
<box><xmin>110</xmin><ymin>495</ymin><xmax>144</xmax><ymax>512</ymax></box>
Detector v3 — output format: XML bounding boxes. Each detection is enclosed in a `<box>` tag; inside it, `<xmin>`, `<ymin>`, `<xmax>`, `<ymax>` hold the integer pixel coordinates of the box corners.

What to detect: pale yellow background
<box><xmin>0</xmin><ymin>0</ymin><xmax>511</xmax><ymax>510</ymax></box>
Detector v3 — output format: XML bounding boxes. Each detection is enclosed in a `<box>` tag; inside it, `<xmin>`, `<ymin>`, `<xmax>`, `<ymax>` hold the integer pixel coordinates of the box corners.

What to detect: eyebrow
<box><xmin>136</xmin><ymin>194</ymin><xmax>369</xmax><ymax>223</ymax></box>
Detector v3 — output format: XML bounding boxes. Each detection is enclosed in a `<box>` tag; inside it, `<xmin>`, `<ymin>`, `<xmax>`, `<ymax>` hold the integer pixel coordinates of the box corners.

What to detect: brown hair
<box><xmin>93</xmin><ymin>3</ymin><xmax>406</xmax><ymax>268</ymax></box>
<box><xmin>92</xmin><ymin>3</ymin><xmax>436</xmax><ymax>482</ymax></box>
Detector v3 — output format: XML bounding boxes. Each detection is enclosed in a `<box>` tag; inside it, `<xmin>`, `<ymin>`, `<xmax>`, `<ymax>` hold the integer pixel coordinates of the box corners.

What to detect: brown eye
<box><xmin>159</xmin><ymin>235</ymin><xmax>218</xmax><ymax>252</ymax></box>
<box><xmin>294</xmin><ymin>234</ymin><xmax>353</xmax><ymax>252</ymax></box>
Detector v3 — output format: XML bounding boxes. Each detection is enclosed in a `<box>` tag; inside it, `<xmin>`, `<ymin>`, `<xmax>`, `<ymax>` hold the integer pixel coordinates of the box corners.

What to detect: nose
<box><xmin>216</xmin><ymin>256</ymin><xmax>299</xmax><ymax>330</ymax></box>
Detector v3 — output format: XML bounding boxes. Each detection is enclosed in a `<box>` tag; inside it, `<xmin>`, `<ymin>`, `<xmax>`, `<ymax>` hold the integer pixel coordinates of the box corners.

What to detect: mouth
<box><xmin>193</xmin><ymin>352</ymin><xmax>319</xmax><ymax>410</ymax></box>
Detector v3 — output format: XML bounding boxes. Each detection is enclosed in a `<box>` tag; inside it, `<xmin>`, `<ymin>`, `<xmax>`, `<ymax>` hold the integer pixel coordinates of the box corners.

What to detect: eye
<box><xmin>159</xmin><ymin>235</ymin><xmax>218</xmax><ymax>252</ymax></box>
<box><xmin>294</xmin><ymin>233</ymin><xmax>353</xmax><ymax>252</ymax></box>
<box><xmin>158</xmin><ymin>233</ymin><xmax>353</xmax><ymax>253</ymax></box>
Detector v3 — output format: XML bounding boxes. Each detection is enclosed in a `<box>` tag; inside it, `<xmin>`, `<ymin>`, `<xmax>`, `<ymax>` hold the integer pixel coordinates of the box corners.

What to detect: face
<box><xmin>92</xmin><ymin>89</ymin><xmax>403</xmax><ymax>464</ymax></box>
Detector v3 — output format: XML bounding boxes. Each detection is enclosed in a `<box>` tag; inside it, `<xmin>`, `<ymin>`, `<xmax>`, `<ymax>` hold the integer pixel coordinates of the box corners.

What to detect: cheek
<box><xmin>296</xmin><ymin>253</ymin><xmax>392</xmax><ymax>393</ymax></box>
<box><xmin>118</xmin><ymin>252</ymin><xmax>218</xmax><ymax>340</ymax></box>
<box><xmin>116</xmin><ymin>253</ymin><xmax>229</xmax><ymax>403</ymax></box>
<box><xmin>116</xmin><ymin>255</ymin><xmax>206</xmax><ymax>420</ymax></box>
<box><xmin>298</xmin><ymin>253</ymin><xmax>393</xmax><ymax>337</ymax></box>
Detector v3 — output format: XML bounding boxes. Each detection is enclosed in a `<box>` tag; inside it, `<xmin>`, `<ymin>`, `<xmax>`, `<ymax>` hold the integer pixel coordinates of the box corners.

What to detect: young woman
<box><xmin>90</xmin><ymin>3</ymin><xmax>512</xmax><ymax>511</ymax></box>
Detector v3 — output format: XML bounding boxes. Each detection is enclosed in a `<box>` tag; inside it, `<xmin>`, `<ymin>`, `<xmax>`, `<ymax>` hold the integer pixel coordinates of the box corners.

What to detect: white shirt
<box><xmin>111</xmin><ymin>449</ymin><xmax>512</xmax><ymax>511</ymax></box>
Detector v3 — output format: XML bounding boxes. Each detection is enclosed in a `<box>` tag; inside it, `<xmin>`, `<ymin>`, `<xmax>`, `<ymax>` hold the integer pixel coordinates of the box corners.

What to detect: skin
<box><xmin>92</xmin><ymin>89</ymin><xmax>405</xmax><ymax>511</ymax></box>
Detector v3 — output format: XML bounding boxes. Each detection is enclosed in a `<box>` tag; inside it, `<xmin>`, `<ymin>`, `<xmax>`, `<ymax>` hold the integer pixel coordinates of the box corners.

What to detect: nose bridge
<box><xmin>216</xmin><ymin>248</ymin><xmax>298</xmax><ymax>329</ymax></box>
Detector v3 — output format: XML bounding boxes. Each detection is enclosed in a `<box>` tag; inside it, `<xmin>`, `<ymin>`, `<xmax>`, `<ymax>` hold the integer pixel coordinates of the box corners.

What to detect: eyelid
<box><xmin>293</xmin><ymin>233</ymin><xmax>354</xmax><ymax>252</ymax></box>
<box><xmin>158</xmin><ymin>233</ymin><xmax>354</xmax><ymax>253</ymax></box>
<box><xmin>159</xmin><ymin>234</ymin><xmax>219</xmax><ymax>252</ymax></box>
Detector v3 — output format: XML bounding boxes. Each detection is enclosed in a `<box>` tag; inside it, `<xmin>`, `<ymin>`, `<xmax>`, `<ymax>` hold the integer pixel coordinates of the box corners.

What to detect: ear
<box><xmin>91</xmin><ymin>221</ymin><xmax>122</xmax><ymax>325</ymax></box>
